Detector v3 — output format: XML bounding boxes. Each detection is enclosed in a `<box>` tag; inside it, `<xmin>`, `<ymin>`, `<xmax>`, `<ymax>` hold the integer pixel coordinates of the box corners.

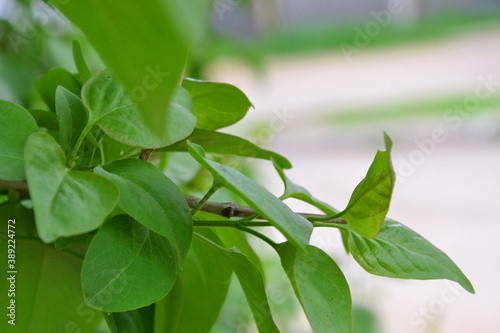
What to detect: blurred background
<box><xmin>1</xmin><ymin>0</ymin><xmax>500</xmax><ymax>332</ymax></box>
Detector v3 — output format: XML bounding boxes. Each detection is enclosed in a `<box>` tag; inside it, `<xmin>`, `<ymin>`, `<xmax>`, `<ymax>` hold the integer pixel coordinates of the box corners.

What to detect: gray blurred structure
<box><xmin>212</xmin><ymin>0</ymin><xmax>500</xmax><ymax>36</ymax></box>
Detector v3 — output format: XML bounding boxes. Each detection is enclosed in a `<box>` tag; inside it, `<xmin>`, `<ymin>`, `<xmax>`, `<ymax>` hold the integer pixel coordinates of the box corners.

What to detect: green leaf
<box><xmin>82</xmin><ymin>70</ymin><xmax>196</xmax><ymax>148</ymax></box>
<box><xmin>278</xmin><ymin>243</ymin><xmax>352</xmax><ymax>333</ymax></box>
<box><xmin>94</xmin><ymin>159</ymin><xmax>192</xmax><ymax>265</ymax></box>
<box><xmin>55</xmin><ymin>87</ymin><xmax>89</xmax><ymax>161</ymax></box>
<box><xmin>188</xmin><ymin>142</ymin><xmax>312</xmax><ymax>250</ymax></box>
<box><xmin>154</xmin><ymin>279</ymin><xmax>183</xmax><ymax>333</ymax></box>
<box><xmin>182</xmin><ymin>78</ymin><xmax>253</xmax><ymax>130</ymax></box>
<box><xmin>82</xmin><ymin>215</ymin><xmax>177</xmax><ymax>311</ymax></box>
<box><xmin>72</xmin><ymin>40</ymin><xmax>93</xmax><ymax>84</ymax></box>
<box><xmin>214</xmin><ymin>227</ymin><xmax>265</xmax><ymax>277</ymax></box>
<box><xmin>338</xmin><ymin>132</ymin><xmax>395</xmax><ymax>239</ymax></box>
<box><xmin>0</xmin><ymin>100</ymin><xmax>38</xmax><ymax>181</ymax></box>
<box><xmin>196</xmin><ymin>232</ymin><xmax>280</xmax><ymax>333</ymax></box>
<box><xmin>28</xmin><ymin>109</ymin><xmax>59</xmax><ymax>131</ymax></box>
<box><xmin>0</xmin><ymin>203</ymin><xmax>102</xmax><ymax>333</ymax></box>
<box><xmin>48</xmin><ymin>0</ymin><xmax>206</xmax><ymax>137</ymax></box>
<box><xmin>104</xmin><ymin>304</ymin><xmax>155</xmax><ymax>333</ymax></box>
<box><xmin>54</xmin><ymin>236</ymin><xmax>73</xmax><ymax>250</ymax></box>
<box><xmin>24</xmin><ymin>133</ymin><xmax>119</xmax><ymax>242</ymax></box>
<box><xmin>34</xmin><ymin>67</ymin><xmax>81</xmax><ymax>112</ymax></box>
<box><xmin>352</xmin><ymin>306</ymin><xmax>378</xmax><ymax>333</ymax></box>
<box><xmin>160</xmin><ymin>129</ymin><xmax>292</xmax><ymax>169</ymax></box>
<box><xmin>194</xmin><ymin>211</ymin><xmax>264</xmax><ymax>275</ymax></box>
<box><xmin>348</xmin><ymin>218</ymin><xmax>475</xmax><ymax>293</ymax></box>
<box><xmin>156</xmin><ymin>230</ymin><xmax>232</xmax><ymax>333</ymax></box>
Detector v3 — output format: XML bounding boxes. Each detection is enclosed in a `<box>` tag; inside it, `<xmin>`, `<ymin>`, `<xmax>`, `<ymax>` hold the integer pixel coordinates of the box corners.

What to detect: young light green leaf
<box><xmin>187</xmin><ymin>142</ymin><xmax>312</xmax><ymax>250</ymax></box>
<box><xmin>94</xmin><ymin>159</ymin><xmax>193</xmax><ymax>265</ymax></box>
<box><xmin>156</xmin><ymin>230</ymin><xmax>232</xmax><ymax>333</ymax></box>
<box><xmin>82</xmin><ymin>215</ymin><xmax>177</xmax><ymax>311</ymax></box>
<box><xmin>160</xmin><ymin>129</ymin><xmax>292</xmax><ymax>169</ymax></box>
<box><xmin>82</xmin><ymin>70</ymin><xmax>196</xmax><ymax>148</ymax></box>
<box><xmin>34</xmin><ymin>67</ymin><xmax>81</xmax><ymax>112</ymax></box>
<box><xmin>337</xmin><ymin>133</ymin><xmax>395</xmax><ymax>239</ymax></box>
<box><xmin>278</xmin><ymin>243</ymin><xmax>352</xmax><ymax>333</ymax></box>
<box><xmin>104</xmin><ymin>304</ymin><xmax>155</xmax><ymax>333</ymax></box>
<box><xmin>182</xmin><ymin>78</ymin><xmax>253</xmax><ymax>130</ymax></box>
<box><xmin>24</xmin><ymin>133</ymin><xmax>119</xmax><ymax>243</ymax></box>
<box><xmin>55</xmin><ymin>87</ymin><xmax>89</xmax><ymax>161</ymax></box>
<box><xmin>48</xmin><ymin>0</ymin><xmax>208</xmax><ymax>137</ymax></box>
<box><xmin>72</xmin><ymin>40</ymin><xmax>93</xmax><ymax>84</ymax></box>
<box><xmin>196</xmin><ymin>232</ymin><xmax>280</xmax><ymax>333</ymax></box>
<box><xmin>348</xmin><ymin>218</ymin><xmax>475</xmax><ymax>293</ymax></box>
<box><xmin>0</xmin><ymin>203</ymin><xmax>102</xmax><ymax>333</ymax></box>
<box><xmin>28</xmin><ymin>109</ymin><xmax>59</xmax><ymax>131</ymax></box>
<box><xmin>0</xmin><ymin>100</ymin><xmax>38</xmax><ymax>181</ymax></box>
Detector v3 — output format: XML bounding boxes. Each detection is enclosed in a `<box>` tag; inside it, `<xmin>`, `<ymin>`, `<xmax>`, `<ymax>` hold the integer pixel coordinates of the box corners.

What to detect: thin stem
<box><xmin>99</xmin><ymin>139</ymin><xmax>106</xmax><ymax>165</ymax></box>
<box><xmin>193</xmin><ymin>220</ymin><xmax>272</xmax><ymax>227</ymax></box>
<box><xmin>69</xmin><ymin>124</ymin><xmax>93</xmax><ymax>166</ymax></box>
<box><xmin>185</xmin><ymin>195</ymin><xmax>347</xmax><ymax>225</ymax></box>
<box><xmin>119</xmin><ymin>148</ymin><xmax>141</xmax><ymax>160</ymax></box>
<box><xmin>190</xmin><ymin>184</ymin><xmax>222</xmax><ymax>216</ymax></box>
<box><xmin>237</xmin><ymin>226</ymin><xmax>278</xmax><ymax>250</ymax></box>
<box><xmin>60</xmin><ymin>248</ymin><xmax>85</xmax><ymax>260</ymax></box>
<box><xmin>313</xmin><ymin>221</ymin><xmax>349</xmax><ymax>230</ymax></box>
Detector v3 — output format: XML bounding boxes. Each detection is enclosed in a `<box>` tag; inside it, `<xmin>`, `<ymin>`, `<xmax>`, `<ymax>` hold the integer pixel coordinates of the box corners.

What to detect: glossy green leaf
<box><xmin>337</xmin><ymin>133</ymin><xmax>395</xmax><ymax>239</ymax></box>
<box><xmin>161</xmin><ymin>129</ymin><xmax>292</xmax><ymax>169</ymax></box>
<box><xmin>24</xmin><ymin>133</ymin><xmax>119</xmax><ymax>242</ymax></box>
<box><xmin>188</xmin><ymin>142</ymin><xmax>312</xmax><ymax>250</ymax></box>
<box><xmin>82</xmin><ymin>70</ymin><xmax>196</xmax><ymax>148</ymax></box>
<box><xmin>196</xmin><ymin>232</ymin><xmax>280</xmax><ymax>333</ymax></box>
<box><xmin>28</xmin><ymin>109</ymin><xmax>59</xmax><ymax>131</ymax></box>
<box><xmin>104</xmin><ymin>304</ymin><xmax>155</xmax><ymax>333</ymax></box>
<box><xmin>348</xmin><ymin>218</ymin><xmax>475</xmax><ymax>293</ymax></box>
<box><xmin>182</xmin><ymin>78</ymin><xmax>253</xmax><ymax>130</ymax></box>
<box><xmin>34</xmin><ymin>67</ymin><xmax>81</xmax><ymax>112</ymax></box>
<box><xmin>0</xmin><ymin>203</ymin><xmax>101</xmax><ymax>333</ymax></box>
<box><xmin>0</xmin><ymin>100</ymin><xmax>38</xmax><ymax>181</ymax></box>
<box><xmin>278</xmin><ymin>243</ymin><xmax>352</xmax><ymax>333</ymax></box>
<box><xmin>156</xmin><ymin>230</ymin><xmax>232</xmax><ymax>333</ymax></box>
<box><xmin>55</xmin><ymin>87</ymin><xmax>89</xmax><ymax>161</ymax></box>
<box><xmin>82</xmin><ymin>215</ymin><xmax>177</xmax><ymax>311</ymax></box>
<box><xmin>94</xmin><ymin>159</ymin><xmax>192</xmax><ymax>265</ymax></box>
<box><xmin>72</xmin><ymin>40</ymin><xmax>93</xmax><ymax>84</ymax></box>
<box><xmin>48</xmin><ymin>0</ymin><xmax>207</xmax><ymax>137</ymax></box>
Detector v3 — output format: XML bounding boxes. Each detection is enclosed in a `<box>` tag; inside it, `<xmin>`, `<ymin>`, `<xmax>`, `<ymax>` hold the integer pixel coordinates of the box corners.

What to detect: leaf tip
<box><xmin>383</xmin><ymin>131</ymin><xmax>393</xmax><ymax>151</ymax></box>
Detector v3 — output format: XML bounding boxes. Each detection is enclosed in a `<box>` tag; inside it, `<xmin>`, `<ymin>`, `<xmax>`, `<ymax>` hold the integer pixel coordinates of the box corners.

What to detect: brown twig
<box><xmin>185</xmin><ymin>195</ymin><xmax>347</xmax><ymax>225</ymax></box>
<box><xmin>0</xmin><ymin>179</ymin><xmax>346</xmax><ymax>225</ymax></box>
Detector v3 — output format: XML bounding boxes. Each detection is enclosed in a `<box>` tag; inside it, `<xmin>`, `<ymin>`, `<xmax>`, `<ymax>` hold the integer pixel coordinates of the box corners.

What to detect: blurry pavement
<box><xmin>207</xmin><ymin>26</ymin><xmax>500</xmax><ymax>333</ymax></box>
